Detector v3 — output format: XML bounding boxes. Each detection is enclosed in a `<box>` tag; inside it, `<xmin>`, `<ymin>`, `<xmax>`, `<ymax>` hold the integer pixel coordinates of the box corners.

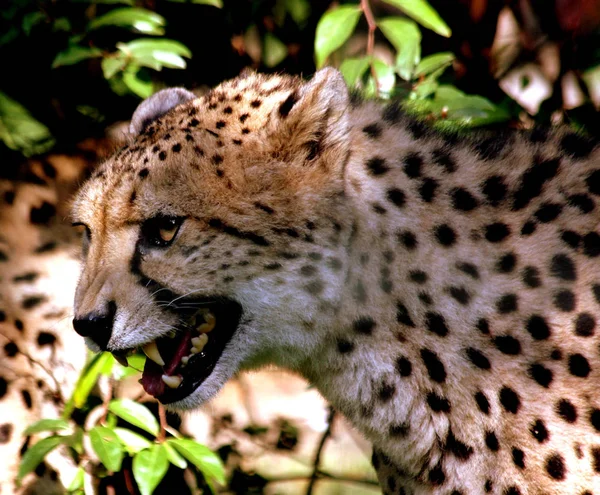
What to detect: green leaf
<box><xmin>263</xmin><ymin>33</ymin><xmax>287</xmax><ymax>68</ymax></box>
<box><xmin>24</xmin><ymin>419</ymin><xmax>70</xmax><ymax>436</ymax></box>
<box><xmin>166</xmin><ymin>0</ymin><xmax>223</xmax><ymax>5</ymax></box>
<box><xmin>22</xmin><ymin>12</ymin><xmax>45</xmax><ymax>35</ymax></box>
<box><xmin>52</xmin><ymin>45</ymin><xmax>102</xmax><ymax>68</ymax></box>
<box><xmin>0</xmin><ymin>91</ymin><xmax>55</xmax><ymax>157</ymax></box>
<box><xmin>112</xmin><ymin>352</ymin><xmax>145</xmax><ymax>380</ymax></box>
<box><xmin>381</xmin><ymin>0</ymin><xmax>451</xmax><ymax>37</ymax></box>
<box><xmin>339</xmin><ymin>56</ymin><xmax>370</xmax><ymax>87</ymax></box>
<box><xmin>89</xmin><ymin>426</ymin><xmax>125</xmax><ymax>472</ymax></box>
<box><xmin>64</xmin><ymin>352</ymin><xmax>113</xmax><ymax>417</ymax></box>
<box><xmin>414</xmin><ymin>52</ymin><xmax>454</xmax><ymax>77</ymax></box>
<box><xmin>117</xmin><ymin>39</ymin><xmax>191</xmax><ymax>71</ymax></box>
<box><xmin>366</xmin><ymin>59</ymin><xmax>396</xmax><ymax>97</ymax></box>
<box><xmin>113</xmin><ymin>427</ymin><xmax>152</xmax><ymax>454</ymax></box>
<box><xmin>123</xmin><ymin>67</ymin><xmax>153</xmax><ymax>98</ymax></box>
<box><xmin>132</xmin><ymin>444</ymin><xmax>169</xmax><ymax>495</ymax></box>
<box><xmin>163</xmin><ymin>442</ymin><xmax>187</xmax><ymax>469</ymax></box>
<box><xmin>378</xmin><ymin>17</ymin><xmax>421</xmax><ymax>80</ymax></box>
<box><xmin>67</xmin><ymin>467</ymin><xmax>85</xmax><ymax>491</ymax></box>
<box><xmin>17</xmin><ymin>436</ymin><xmax>65</xmax><ymax>482</ymax></box>
<box><xmin>71</xmin><ymin>0</ymin><xmax>134</xmax><ymax>4</ymax></box>
<box><xmin>53</xmin><ymin>17</ymin><xmax>72</xmax><ymax>32</ymax></box>
<box><xmin>582</xmin><ymin>65</ymin><xmax>600</xmax><ymax>108</ymax></box>
<box><xmin>168</xmin><ymin>438</ymin><xmax>225</xmax><ymax>485</ymax></box>
<box><xmin>314</xmin><ymin>5</ymin><xmax>361</xmax><ymax>68</ymax></box>
<box><xmin>108</xmin><ymin>399</ymin><xmax>159</xmax><ymax>436</ymax></box>
<box><xmin>285</xmin><ymin>0</ymin><xmax>311</xmax><ymax>25</ymax></box>
<box><xmin>102</xmin><ymin>55</ymin><xmax>128</xmax><ymax>79</ymax></box>
<box><xmin>432</xmin><ymin>85</ymin><xmax>509</xmax><ymax>125</ymax></box>
<box><xmin>89</xmin><ymin>8</ymin><xmax>165</xmax><ymax>35</ymax></box>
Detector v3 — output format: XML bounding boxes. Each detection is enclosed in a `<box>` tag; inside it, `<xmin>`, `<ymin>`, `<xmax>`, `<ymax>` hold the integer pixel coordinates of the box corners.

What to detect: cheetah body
<box><xmin>72</xmin><ymin>68</ymin><xmax>600</xmax><ymax>495</ymax></box>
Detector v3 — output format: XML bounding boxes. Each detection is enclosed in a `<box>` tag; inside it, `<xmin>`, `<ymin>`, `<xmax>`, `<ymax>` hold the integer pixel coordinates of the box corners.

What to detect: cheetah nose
<box><xmin>72</xmin><ymin>301</ymin><xmax>116</xmax><ymax>351</ymax></box>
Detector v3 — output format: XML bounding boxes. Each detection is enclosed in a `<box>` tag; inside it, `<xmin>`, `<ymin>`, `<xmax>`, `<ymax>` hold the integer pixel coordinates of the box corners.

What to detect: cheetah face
<box><xmin>71</xmin><ymin>69</ymin><xmax>352</xmax><ymax>408</ymax></box>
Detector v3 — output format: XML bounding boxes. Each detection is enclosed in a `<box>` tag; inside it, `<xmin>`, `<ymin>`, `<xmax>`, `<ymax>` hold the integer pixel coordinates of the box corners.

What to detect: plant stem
<box><xmin>361</xmin><ymin>0</ymin><xmax>379</xmax><ymax>96</ymax></box>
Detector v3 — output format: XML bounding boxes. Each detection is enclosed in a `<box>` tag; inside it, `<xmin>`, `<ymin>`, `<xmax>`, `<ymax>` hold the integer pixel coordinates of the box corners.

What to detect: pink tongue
<box><xmin>140</xmin><ymin>332</ymin><xmax>193</xmax><ymax>397</ymax></box>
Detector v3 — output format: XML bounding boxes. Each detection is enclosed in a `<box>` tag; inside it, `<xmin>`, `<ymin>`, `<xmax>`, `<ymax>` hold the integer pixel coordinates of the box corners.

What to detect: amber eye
<box><xmin>142</xmin><ymin>215</ymin><xmax>184</xmax><ymax>247</ymax></box>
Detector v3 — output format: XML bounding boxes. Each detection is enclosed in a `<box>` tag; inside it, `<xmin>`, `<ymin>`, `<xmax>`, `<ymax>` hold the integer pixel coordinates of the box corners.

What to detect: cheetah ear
<box><xmin>276</xmin><ymin>67</ymin><xmax>350</xmax><ymax>162</ymax></box>
<box><xmin>130</xmin><ymin>87</ymin><xmax>196</xmax><ymax>136</ymax></box>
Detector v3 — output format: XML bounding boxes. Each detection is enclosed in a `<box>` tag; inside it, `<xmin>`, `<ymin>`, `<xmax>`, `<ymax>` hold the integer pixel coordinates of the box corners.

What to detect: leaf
<box><xmin>24</xmin><ymin>419</ymin><xmax>70</xmax><ymax>436</ymax></box>
<box><xmin>381</xmin><ymin>0</ymin><xmax>451</xmax><ymax>37</ymax></box>
<box><xmin>71</xmin><ymin>0</ymin><xmax>134</xmax><ymax>4</ymax></box>
<box><xmin>108</xmin><ymin>399</ymin><xmax>159</xmax><ymax>436</ymax></box>
<box><xmin>22</xmin><ymin>12</ymin><xmax>45</xmax><ymax>35</ymax></box>
<box><xmin>132</xmin><ymin>444</ymin><xmax>169</xmax><ymax>495</ymax></box>
<box><xmin>285</xmin><ymin>0</ymin><xmax>311</xmax><ymax>25</ymax></box>
<box><xmin>378</xmin><ymin>17</ymin><xmax>421</xmax><ymax>80</ymax></box>
<box><xmin>64</xmin><ymin>352</ymin><xmax>113</xmax><ymax>417</ymax></box>
<box><xmin>166</xmin><ymin>0</ymin><xmax>223</xmax><ymax>5</ymax></box>
<box><xmin>263</xmin><ymin>33</ymin><xmax>287</xmax><ymax>68</ymax></box>
<box><xmin>0</xmin><ymin>90</ymin><xmax>55</xmax><ymax>157</ymax></box>
<box><xmin>582</xmin><ymin>65</ymin><xmax>600</xmax><ymax>109</ymax></box>
<box><xmin>314</xmin><ymin>5</ymin><xmax>361</xmax><ymax>68</ymax></box>
<box><xmin>414</xmin><ymin>52</ymin><xmax>454</xmax><ymax>77</ymax></box>
<box><xmin>52</xmin><ymin>45</ymin><xmax>102</xmax><ymax>68</ymax></box>
<box><xmin>67</xmin><ymin>467</ymin><xmax>85</xmax><ymax>491</ymax></box>
<box><xmin>89</xmin><ymin>8</ymin><xmax>165</xmax><ymax>35</ymax></box>
<box><xmin>112</xmin><ymin>353</ymin><xmax>146</xmax><ymax>380</ymax></box>
<box><xmin>366</xmin><ymin>59</ymin><xmax>396</xmax><ymax>97</ymax></box>
<box><xmin>168</xmin><ymin>438</ymin><xmax>225</xmax><ymax>485</ymax></box>
<box><xmin>102</xmin><ymin>55</ymin><xmax>128</xmax><ymax>79</ymax></box>
<box><xmin>17</xmin><ymin>436</ymin><xmax>65</xmax><ymax>482</ymax></box>
<box><xmin>123</xmin><ymin>67</ymin><xmax>153</xmax><ymax>98</ymax></box>
<box><xmin>339</xmin><ymin>56</ymin><xmax>370</xmax><ymax>86</ymax></box>
<box><xmin>113</xmin><ymin>427</ymin><xmax>152</xmax><ymax>454</ymax></box>
<box><xmin>89</xmin><ymin>426</ymin><xmax>125</xmax><ymax>472</ymax></box>
<box><xmin>117</xmin><ymin>39</ymin><xmax>191</xmax><ymax>71</ymax></box>
<box><xmin>432</xmin><ymin>85</ymin><xmax>509</xmax><ymax>125</ymax></box>
<box><xmin>163</xmin><ymin>442</ymin><xmax>187</xmax><ymax>469</ymax></box>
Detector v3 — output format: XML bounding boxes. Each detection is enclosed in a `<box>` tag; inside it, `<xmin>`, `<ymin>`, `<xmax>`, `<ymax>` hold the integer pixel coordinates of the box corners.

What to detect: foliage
<box><xmin>19</xmin><ymin>352</ymin><xmax>225</xmax><ymax>495</ymax></box>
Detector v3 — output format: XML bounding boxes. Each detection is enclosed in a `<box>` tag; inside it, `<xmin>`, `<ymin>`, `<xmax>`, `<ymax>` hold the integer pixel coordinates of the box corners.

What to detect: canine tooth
<box><xmin>191</xmin><ymin>334</ymin><xmax>208</xmax><ymax>352</ymax></box>
<box><xmin>113</xmin><ymin>354</ymin><xmax>129</xmax><ymax>367</ymax></box>
<box><xmin>143</xmin><ymin>341</ymin><xmax>165</xmax><ymax>366</ymax></box>
<box><xmin>161</xmin><ymin>374</ymin><xmax>182</xmax><ymax>389</ymax></box>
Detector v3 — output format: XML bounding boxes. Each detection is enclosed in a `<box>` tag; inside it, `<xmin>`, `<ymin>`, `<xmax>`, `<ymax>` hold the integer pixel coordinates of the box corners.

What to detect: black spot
<box><xmin>428</xmin><ymin>464</ymin><xmax>445</xmax><ymax>485</ymax></box>
<box><xmin>551</xmin><ymin>349</ymin><xmax>563</xmax><ymax>360</ymax></box>
<box><xmin>562</xmin><ymin>133</ymin><xmax>596</xmax><ymax>159</ymax></box>
<box><xmin>568</xmin><ymin>353</ymin><xmax>591</xmax><ymax>377</ymax></box>
<box><xmin>593</xmin><ymin>447</ymin><xmax>600</xmax><ymax>473</ymax></box>
<box><xmin>239</xmin><ymin>113</ymin><xmax>249</xmax><ymax>124</ymax></box>
<box><xmin>377</xmin><ymin>382</ymin><xmax>396</xmax><ymax>402</ymax></box>
<box><xmin>499</xmin><ymin>386</ymin><xmax>520</xmax><ymax>413</ymax></box>
<box><xmin>583</xmin><ymin>232</ymin><xmax>600</xmax><ymax>257</ymax></box>
<box><xmin>448</xmin><ymin>286</ymin><xmax>470</xmax><ymax>305</ymax></box>
<box><xmin>457</xmin><ymin>262</ymin><xmax>479</xmax><ymax>279</ymax></box>
<box><xmin>403</xmin><ymin>152</ymin><xmax>423</xmax><ymax>178</ymax></box>
<box><xmin>535</xmin><ymin>202</ymin><xmax>563</xmax><ymax>222</ymax></box>
<box><xmin>409</xmin><ymin>270</ymin><xmax>428</xmax><ymax>284</ymax></box>
<box><xmin>475</xmin><ymin>391</ymin><xmax>490</xmax><ymax>414</ymax></box>
<box><xmin>512</xmin><ymin>157</ymin><xmax>560</xmax><ymax>210</ymax></box>
<box><xmin>561</xmin><ymin>230</ymin><xmax>581</xmax><ymax>249</ymax></box>
<box><xmin>432</xmin><ymin>148</ymin><xmax>456</xmax><ymax>173</ymax></box>
<box><xmin>545</xmin><ymin>453</ymin><xmax>566</xmax><ymax>480</ymax></box>
<box><xmin>353</xmin><ymin>280</ymin><xmax>367</xmax><ymax>303</ymax></box>
<box><xmin>158</xmin><ymin>151</ymin><xmax>167</xmax><ymax>161</ymax></box>
<box><xmin>485</xmin><ymin>431</ymin><xmax>499</xmax><ymax>451</ymax></box>
<box><xmin>353</xmin><ymin>317</ymin><xmax>376</xmax><ymax>335</ymax></box>
<box><xmin>366</xmin><ymin>157</ymin><xmax>389</xmax><ymax>176</ymax></box>
<box><xmin>496</xmin><ymin>253</ymin><xmax>516</xmax><ymax>273</ymax></box>
<box><xmin>419</xmin><ymin>177</ymin><xmax>438</xmax><ymax>202</ymax></box>
<box><xmin>13</xmin><ymin>272</ymin><xmax>38</xmax><ymax>283</ymax></box>
<box><xmin>171</xmin><ymin>143</ymin><xmax>182</xmax><ymax>153</ymax></box>
<box><xmin>550</xmin><ymin>254</ymin><xmax>576</xmax><ymax>281</ymax></box>
<box><xmin>303</xmin><ymin>280</ymin><xmax>324</xmax><ymax>294</ymax></box>
<box><xmin>504</xmin><ymin>487</ymin><xmax>521</xmax><ymax>495</ymax></box>
<box><xmin>398</xmin><ymin>230</ymin><xmax>417</xmax><ymax>250</ymax></box>
<box><xmin>494</xmin><ymin>335</ymin><xmax>521</xmax><ymax>355</ymax></box>
<box><xmin>254</xmin><ymin>202</ymin><xmax>274</xmax><ymax>214</ymax></box>
<box><xmin>434</xmin><ymin>224</ymin><xmax>457</xmax><ymax>246</ymax></box>
<box><xmin>138</xmin><ymin>168</ymin><xmax>149</xmax><ymax>178</ymax></box>
<box><xmin>593</xmin><ymin>284</ymin><xmax>600</xmax><ymax>304</ymax></box>
<box><xmin>21</xmin><ymin>389</ymin><xmax>32</xmax><ymax>409</ymax></box>
<box><xmin>476</xmin><ymin>318</ymin><xmax>490</xmax><ymax>334</ymax></box>
<box><xmin>526</xmin><ymin>315</ymin><xmax>551</xmax><ymax>340</ymax></box>
<box><xmin>557</xmin><ymin>399</ymin><xmax>578</xmax><ymax>422</ymax></box>
<box><xmin>264</xmin><ymin>262</ymin><xmax>282</xmax><ymax>270</ymax></box>
<box><xmin>4</xmin><ymin>342</ymin><xmax>18</xmax><ymax>357</ymax></box>
<box><xmin>574</xmin><ymin>313</ymin><xmax>595</xmax><ymax>336</ymax></box>
<box><xmin>451</xmin><ymin>188</ymin><xmax>479</xmax><ymax>211</ymax></box>
<box><xmin>396</xmin><ymin>303</ymin><xmax>415</xmax><ymax>327</ymax></box>
<box><xmin>300</xmin><ymin>265</ymin><xmax>317</xmax><ymax>276</ymax></box>
<box><xmin>484</xmin><ymin>480</ymin><xmax>493</xmax><ymax>492</ymax></box>
<box><xmin>0</xmin><ymin>377</ymin><xmax>7</xmax><ymax>399</ymax></box>
<box><xmin>389</xmin><ymin>423</ymin><xmax>409</xmax><ymax>437</ymax></box>
<box><xmin>212</xmin><ymin>154</ymin><xmax>223</xmax><ymax>165</ymax></box>
<box><xmin>554</xmin><ymin>289</ymin><xmax>576</xmax><ymax>312</ymax></box>
<box><xmin>382</xmin><ymin>100</ymin><xmax>402</xmax><ymax>124</ymax></box>
<box><xmin>425</xmin><ymin>312</ymin><xmax>449</xmax><ymax>337</ymax></box>
<box><xmin>250</xmin><ymin>99</ymin><xmax>262</xmax><ymax>108</ymax></box>
<box><xmin>496</xmin><ymin>294</ymin><xmax>517</xmax><ymax>313</ymax></box>
<box><xmin>362</xmin><ymin>123</ymin><xmax>382</xmax><ymax>139</ymax></box>
<box><xmin>482</xmin><ymin>176</ymin><xmax>507</xmax><ymax>205</ymax></box>
<box><xmin>568</xmin><ymin>194</ymin><xmax>595</xmax><ymax>213</ymax></box>
<box><xmin>427</xmin><ymin>392</ymin><xmax>450</xmax><ymax>412</ymax></box>
<box><xmin>407</xmin><ymin>118</ymin><xmax>429</xmax><ymax>139</ymax></box>
<box><xmin>522</xmin><ymin>266</ymin><xmax>542</xmax><ymax>288</ymax></box>
<box><xmin>22</xmin><ymin>295</ymin><xmax>47</xmax><ymax>310</ymax></box>
<box><xmin>37</xmin><ymin>332</ymin><xmax>56</xmax><ymax>346</ymax></box>
<box><xmin>420</xmin><ymin>348</ymin><xmax>446</xmax><ymax>382</ymax></box>
<box><xmin>531</xmin><ymin>419</ymin><xmax>549</xmax><ymax>443</ymax></box>
<box><xmin>372</xmin><ymin>202</ymin><xmax>387</xmax><ymax>214</ymax></box>
<box><xmin>466</xmin><ymin>347</ymin><xmax>491</xmax><ymax>370</ymax></box>
<box><xmin>590</xmin><ymin>409</ymin><xmax>600</xmax><ymax>432</ymax></box>
<box><xmin>396</xmin><ymin>356</ymin><xmax>412</xmax><ymax>377</ymax></box>
<box><xmin>475</xmin><ymin>135</ymin><xmax>508</xmax><ymax>160</ymax></box>
<box><xmin>386</xmin><ymin>188</ymin><xmax>406</xmax><ymax>208</ymax></box>
<box><xmin>485</xmin><ymin>223</ymin><xmax>510</xmax><ymax>243</ymax></box>
<box><xmin>520</xmin><ymin>221</ymin><xmax>536</xmax><ymax>235</ymax></box>
<box><xmin>418</xmin><ymin>292</ymin><xmax>433</xmax><ymax>305</ymax></box>
<box><xmin>529</xmin><ymin>363</ymin><xmax>553</xmax><ymax>387</ymax></box>
<box><xmin>336</xmin><ymin>339</ymin><xmax>354</xmax><ymax>354</ymax></box>
<box><xmin>512</xmin><ymin>448</ymin><xmax>525</xmax><ymax>469</ymax></box>
<box><xmin>30</xmin><ymin>201</ymin><xmax>56</xmax><ymax>225</ymax></box>
<box><xmin>278</xmin><ymin>92</ymin><xmax>298</xmax><ymax>117</ymax></box>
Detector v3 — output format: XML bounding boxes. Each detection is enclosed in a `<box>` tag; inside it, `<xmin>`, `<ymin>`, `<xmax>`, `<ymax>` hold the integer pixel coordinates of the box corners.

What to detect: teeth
<box><xmin>113</xmin><ymin>354</ymin><xmax>129</xmax><ymax>367</ymax></box>
<box><xmin>181</xmin><ymin>356</ymin><xmax>190</xmax><ymax>365</ymax></box>
<box><xmin>161</xmin><ymin>374</ymin><xmax>182</xmax><ymax>389</ymax></box>
<box><xmin>197</xmin><ymin>312</ymin><xmax>216</xmax><ymax>333</ymax></box>
<box><xmin>191</xmin><ymin>334</ymin><xmax>208</xmax><ymax>353</ymax></box>
<box><xmin>142</xmin><ymin>341</ymin><xmax>165</xmax><ymax>366</ymax></box>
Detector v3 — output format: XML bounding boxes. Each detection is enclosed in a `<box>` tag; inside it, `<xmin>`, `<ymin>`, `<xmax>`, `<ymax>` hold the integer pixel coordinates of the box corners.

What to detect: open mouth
<box><xmin>115</xmin><ymin>298</ymin><xmax>242</xmax><ymax>404</ymax></box>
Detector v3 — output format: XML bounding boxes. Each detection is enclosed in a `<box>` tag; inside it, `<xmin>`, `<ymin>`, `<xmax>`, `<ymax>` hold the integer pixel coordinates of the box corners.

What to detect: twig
<box><xmin>361</xmin><ymin>0</ymin><xmax>379</xmax><ymax>96</ymax></box>
<box><xmin>306</xmin><ymin>407</ymin><xmax>335</xmax><ymax>495</ymax></box>
<box><xmin>158</xmin><ymin>403</ymin><xmax>167</xmax><ymax>442</ymax></box>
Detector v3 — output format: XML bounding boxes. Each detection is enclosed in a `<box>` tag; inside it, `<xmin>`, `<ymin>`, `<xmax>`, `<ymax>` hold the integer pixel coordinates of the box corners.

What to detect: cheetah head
<box><xmin>71</xmin><ymin>69</ymin><xmax>354</xmax><ymax>408</ymax></box>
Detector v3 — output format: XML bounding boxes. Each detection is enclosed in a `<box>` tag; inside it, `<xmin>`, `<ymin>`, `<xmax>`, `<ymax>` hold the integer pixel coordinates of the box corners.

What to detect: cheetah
<box><xmin>71</xmin><ymin>67</ymin><xmax>600</xmax><ymax>494</ymax></box>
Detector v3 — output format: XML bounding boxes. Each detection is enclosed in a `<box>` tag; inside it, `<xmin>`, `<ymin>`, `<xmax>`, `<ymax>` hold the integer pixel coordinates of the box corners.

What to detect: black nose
<box><xmin>72</xmin><ymin>301</ymin><xmax>116</xmax><ymax>351</ymax></box>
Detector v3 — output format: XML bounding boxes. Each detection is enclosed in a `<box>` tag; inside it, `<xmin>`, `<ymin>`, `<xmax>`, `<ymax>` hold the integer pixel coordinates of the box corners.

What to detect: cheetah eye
<box><xmin>142</xmin><ymin>215</ymin><xmax>184</xmax><ymax>247</ymax></box>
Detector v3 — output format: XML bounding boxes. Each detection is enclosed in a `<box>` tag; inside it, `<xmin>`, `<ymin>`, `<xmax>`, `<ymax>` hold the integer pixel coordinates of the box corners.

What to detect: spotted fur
<box><xmin>72</xmin><ymin>68</ymin><xmax>600</xmax><ymax>494</ymax></box>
